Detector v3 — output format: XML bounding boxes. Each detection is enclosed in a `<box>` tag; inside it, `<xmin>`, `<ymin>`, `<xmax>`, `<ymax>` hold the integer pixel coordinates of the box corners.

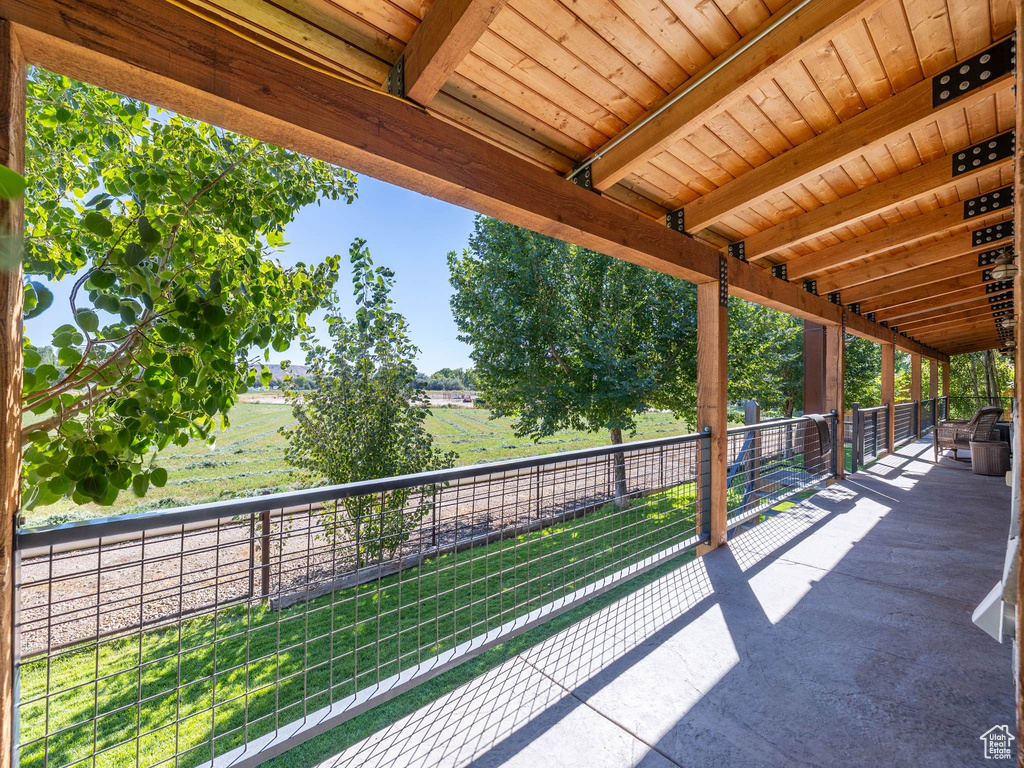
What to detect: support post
<box><xmin>803</xmin><ymin>320</ymin><xmax>826</xmax><ymax>415</ymax></box>
<box><xmin>825</xmin><ymin>319</ymin><xmax>845</xmax><ymax>479</ymax></box>
<box><xmin>850</xmin><ymin>403</ymin><xmax>860</xmax><ymax>474</ymax></box>
<box><xmin>0</xmin><ymin>22</ymin><xmax>23</xmax><ymax>768</ymax></box>
<box><xmin>882</xmin><ymin>342</ymin><xmax>895</xmax><ymax>452</ymax></box>
<box><xmin>911</xmin><ymin>353</ymin><xmax>922</xmax><ymax>438</ymax></box>
<box><xmin>696</xmin><ymin>274</ymin><xmax>728</xmax><ymax>553</ymax></box>
<box><xmin>941</xmin><ymin>360</ymin><xmax>950</xmax><ymax>421</ymax></box>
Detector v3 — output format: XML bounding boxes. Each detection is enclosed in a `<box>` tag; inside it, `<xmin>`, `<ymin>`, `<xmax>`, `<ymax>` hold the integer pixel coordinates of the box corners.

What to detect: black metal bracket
<box><xmin>933</xmin><ymin>36</ymin><xmax>1015</xmax><ymax>108</ymax></box>
<box><xmin>879</xmin><ymin>320</ymin><xmax>889</xmax><ymax>328</ymax></box>
<box><xmin>849</xmin><ymin>303</ymin><xmax>861</xmax><ymax>315</ymax></box>
<box><xmin>727</xmin><ymin>241</ymin><xmax>746</xmax><ymax>261</ymax></box>
<box><xmin>978</xmin><ymin>246</ymin><xmax>1009</xmax><ymax>267</ymax></box>
<box><xmin>827</xmin><ymin>292</ymin><xmax>841</xmax><ymax>305</ymax></box>
<box><xmin>986</xmin><ymin>280</ymin><xmax>1014</xmax><ymax>294</ymax></box>
<box><xmin>865</xmin><ymin>312</ymin><xmax>875</xmax><ymax>322</ymax></box>
<box><xmin>803</xmin><ymin>280</ymin><xmax>817</xmax><ymax>295</ymax></box>
<box><xmin>386</xmin><ymin>56</ymin><xmax>404</xmax><ymax>97</ymax></box>
<box><xmin>964</xmin><ymin>185</ymin><xmax>1013</xmax><ymax>219</ymax></box>
<box><xmin>666</xmin><ymin>208</ymin><xmax>687</xmax><ymax>234</ymax></box>
<box><xmin>983</xmin><ymin>268</ymin><xmax>996</xmax><ymax>282</ymax></box>
<box><xmin>989</xmin><ymin>293</ymin><xmax>1013</xmax><ymax>305</ymax></box>
<box><xmin>571</xmin><ymin>165</ymin><xmax>599</xmax><ymax>194</ymax></box>
<box><xmin>953</xmin><ymin>130</ymin><xmax>1015</xmax><ymax>176</ymax></box>
<box><xmin>972</xmin><ymin>220</ymin><xmax>1013</xmax><ymax>246</ymax></box>
<box><xmin>771</xmin><ymin>263</ymin><xmax>787</xmax><ymax>281</ymax></box>
<box><xmin>718</xmin><ymin>256</ymin><xmax>728</xmax><ymax>307</ymax></box>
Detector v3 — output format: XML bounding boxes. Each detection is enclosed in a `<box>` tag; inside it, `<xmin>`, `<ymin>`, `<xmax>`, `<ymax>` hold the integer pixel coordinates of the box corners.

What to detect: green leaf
<box><xmin>23</xmin><ymin>281</ymin><xmax>52</xmax><ymax>320</ymax></box>
<box><xmin>0</xmin><ymin>163</ymin><xmax>26</xmax><ymax>199</ymax></box>
<box><xmin>22</xmin><ymin>347</ymin><xmax>41</xmax><ymax>368</ymax></box>
<box><xmin>138</xmin><ymin>216</ymin><xmax>161</xmax><ymax>244</ymax></box>
<box><xmin>132</xmin><ymin>473</ymin><xmax>150</xmax><ymax>498</ymax></box>
<box><xmin>76</xmin><ymin>309</ymin><xmax>99</xmax><ymax>333</ymax></box>
<box><xmin>150</xmin><ymin>467</ymin><xmax>168</xmax><ymax>488</ymax></box>
<box><xmin>83</xmin><ymin>211</ymin><xmax>114</xmax><ymax>238</ymax></box>
<box><xmin>124</xmin><ymin>242</ymin><xmax>146</xmax><ymax>267</ymax></box>
<box><xmin>170</xmin><ymin>354</ymin><xmax>193</xmax><ymax>377</ymax></box>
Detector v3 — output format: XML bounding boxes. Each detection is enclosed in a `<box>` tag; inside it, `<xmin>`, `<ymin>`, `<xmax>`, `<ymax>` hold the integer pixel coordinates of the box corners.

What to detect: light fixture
<box><xmin>989</xmin><ymin>250</ymin><xmax>1018</xmax><ymax>281</ymax></box>
<box><xmin>1001</xmin><ymin>316</ymin><xmax>1017</xmax><ymax>329</ymax></box>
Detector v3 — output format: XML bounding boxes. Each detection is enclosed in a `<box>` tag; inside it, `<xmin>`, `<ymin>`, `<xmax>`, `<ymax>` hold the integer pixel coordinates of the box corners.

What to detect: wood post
<box><xmin>696</xmin><ymin>278</ymin><xmax>727</xmax><ymax>553</ymax></box>
<box><xmin>881</xmin><ymin>341</ymin><xmax>895</xmax><ymax>451</ymax></box>
<box><xmin>910</xmin><ymin>352</ymin><xmax>922</xmax><ymax>438</ymax></box>
<box><xmin>0</xmin><ymin>21</ymin><xmax>24</xmax><ymax>768</ymax></box>
<box><xmin>825</xmin><ymin>320</ymin><xmax>845</xmax><ymax>478</ymax></box>
<box><xmin>929</xmin><ymin>357</ymin><xmax>938</xmax><ymax>426</ymax></box>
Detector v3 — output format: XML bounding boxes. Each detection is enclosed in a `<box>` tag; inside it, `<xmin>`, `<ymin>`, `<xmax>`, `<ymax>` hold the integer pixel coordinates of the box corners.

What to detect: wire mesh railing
<box><xmin>920</xmin><ymin>398</ymin><xmax>935</xmax><ymax>434</ymax></box>
<box><xmin>724</xmin><ymin>415</ymin><xmax>837</xmax><ymax>530</ymax></box>
<box><xmin>893</xmin><ymin>402</ymin><xmax>917</xmax><ymax>446</ymax></box>
<box><xmin>14</xmin><ymin>431</ymin><xmax>722</xmax><ymax>768</ymax></box>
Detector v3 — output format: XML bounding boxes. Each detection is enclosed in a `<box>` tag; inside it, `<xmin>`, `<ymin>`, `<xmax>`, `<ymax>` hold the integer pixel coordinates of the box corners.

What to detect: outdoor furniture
<box><xmin>933</xmin><ymin>405</ymin><xmax>1003</xmax><ymax>461</ymax></box>
<box><xmin>970</xmin><ymin>440</ymin><xmax>1010</xmax><ymax>476</ymax></box>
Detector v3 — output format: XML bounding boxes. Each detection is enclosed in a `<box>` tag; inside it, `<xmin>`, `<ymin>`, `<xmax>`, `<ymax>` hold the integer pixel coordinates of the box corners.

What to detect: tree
<box><xmin>283</xmin><ymin>240</ymin><xmax>455</xmax><ymax>563</ymax></box>
<box><xmin>727</xmin><ymin>300</ymin><xmax>803</xmax><ymax>416</ymax></box>
<box><xmin>844</xmin><ymin>335</ymin><xmax>881</xmax><ymax>409</ymax></box>
<box><xmin>20</xmin><ymin>69</ymin><xmax>357</xmax><ymax>509</ymax></box>
<box><xmin>448</xmin><ymin>217</ymin><xmax>696</xmax><ymax>506</ymax></box>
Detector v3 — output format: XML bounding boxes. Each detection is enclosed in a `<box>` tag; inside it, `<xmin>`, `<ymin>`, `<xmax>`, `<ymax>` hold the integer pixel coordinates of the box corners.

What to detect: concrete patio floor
<box><xmin>320</xmin><ymin>438</ymin><xmax>1015</xmax><ymax>768</ymax></box>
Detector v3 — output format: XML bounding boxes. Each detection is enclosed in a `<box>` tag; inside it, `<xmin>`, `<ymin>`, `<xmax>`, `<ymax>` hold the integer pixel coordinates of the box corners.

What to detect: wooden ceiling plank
<box><xmin>873</xmin><ymin>284</ymin><xmax>1007</xmax><ymax>322</ymax></box>
<box><xmin>588</xmin><ymin>0</ymin><xmax>886</xmax><ymax>191</ymax></box>
<box><xmin>858</xmin><ymin>272</ymin><xmax>996</xmax><ymax>313</ymax></box>
<box><xmin>681</xmin><ymin>38</ymin><xmax>1014</xmax><ymax>232</ymax></box>
<box><xmin>739</xmin><ymin>132</ymin><xmax>1013</xmax><ymax>262</ymax></box>
<box><xmin>401</xmin><ymin>0</ymin><xmax>510</xmax><ymax>105</ymax></box>
<box><xmin>837</xmin><ymin>251</ymin><xmax>992</xmax><ymax>305</ymax></box>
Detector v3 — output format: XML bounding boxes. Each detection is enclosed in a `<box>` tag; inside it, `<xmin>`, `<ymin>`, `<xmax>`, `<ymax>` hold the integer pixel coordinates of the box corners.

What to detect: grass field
<box><xmin>25</xmin><ymin>403</ymin><xmax>690</xmax><ymax>527</ymax></box>
<box><xmin>18</xmin><ymin>484</ymin><xmax>698</xmax><ymax>768</ymax></box>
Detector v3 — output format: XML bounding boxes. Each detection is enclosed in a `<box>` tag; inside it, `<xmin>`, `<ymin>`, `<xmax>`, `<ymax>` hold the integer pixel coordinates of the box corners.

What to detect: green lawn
<box><xmin>25</xmin><ymin>403</ymin><xmax>691</xmax><ymax>527</ymax></box>
<box><xmin>18</xmin><ymin>483</ymin><xmax>698</xmax><ymax>768</ymax></box>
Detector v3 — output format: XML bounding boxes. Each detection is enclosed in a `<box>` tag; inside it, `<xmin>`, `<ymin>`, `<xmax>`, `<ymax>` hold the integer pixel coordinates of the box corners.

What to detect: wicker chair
<box><xmin>933</xmin><ymin>405</ymin><xmax>1003</xmax><ymax>461</ymax></box>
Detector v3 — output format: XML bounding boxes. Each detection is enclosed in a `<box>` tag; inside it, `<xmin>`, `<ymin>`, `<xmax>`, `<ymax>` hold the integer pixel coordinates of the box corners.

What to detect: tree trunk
<box><xmin>982</xmin><ymin>349</ymin><xmax>1000</xmax><ymax>404</ymax></box>
<box><xmin>609</xmin><ymin>427</ymin><xmax>629</xmax><ymax>509</ymax></box>
<box><xmin>969</xmin><ymin>353</ymin><xmax>981</xmax><ymax>400</ymax></box>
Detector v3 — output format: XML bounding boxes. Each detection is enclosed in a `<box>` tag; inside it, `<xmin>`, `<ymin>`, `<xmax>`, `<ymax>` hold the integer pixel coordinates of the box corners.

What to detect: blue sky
<box><xmin>25</xmin><ymin>174</ymin><xmax>478</xmax><ymax>373</ymax></box>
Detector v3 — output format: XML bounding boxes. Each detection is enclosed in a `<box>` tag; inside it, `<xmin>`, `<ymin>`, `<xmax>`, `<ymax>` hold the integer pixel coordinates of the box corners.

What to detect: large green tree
<box><xmin>727</xmin><ymin>300</ymin><xmax>803</xmax><ymax>416</ymax></box>
<box><xmin>283</xmin><ymin>241</ymin><xmax>455</xmax><ymax>563</ymax></box>
<box><xmin>449</xmin><ymin>217</ymin><xmax>697</xmax><ymax>504</ymax></box>
<box><xmin>20</xmin><ymin>69</ymin><xmax>357</xmax><ymax>510</ymax></box>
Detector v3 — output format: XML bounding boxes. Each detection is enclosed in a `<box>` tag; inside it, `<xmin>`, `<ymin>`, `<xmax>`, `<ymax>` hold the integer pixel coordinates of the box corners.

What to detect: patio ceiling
<box><xmin>7</xmin><ymin>0</ymin><xmax>1020</xmax><ymax>356</ymax></box>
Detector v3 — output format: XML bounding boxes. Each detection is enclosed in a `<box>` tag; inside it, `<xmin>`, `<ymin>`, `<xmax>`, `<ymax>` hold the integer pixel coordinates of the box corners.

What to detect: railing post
<box><xmin>260</xmin><ymin>509</ymin><xmax>271</xmax><ymax>600</ymax></box>
<box><xmin>911</xmin><ymin>352</ymin><xmax>922</xmax><ymax>438</ymax></box>
<box><xmin>882</xmin><ymin>341</ymin><xmax>895</xmax><ymax>454</ymax></box>
<box><xmin>851</xmin><ymin>402</ymin><xmax>860</xmax><ymax>473</ymax></box>
<box><xmin>698</xmin><ymin>428</ymin><xmax>712</xmax><ymax>543</ymax></box>
<box><xmin>830</xmin><ymin>411</ymin><xmax>838</xmax><ymax>478</ymax></box>
<box><xmin>744</xmin><ymin>400</ymin><xmax>761</xmax><ymax>494</ymax></box>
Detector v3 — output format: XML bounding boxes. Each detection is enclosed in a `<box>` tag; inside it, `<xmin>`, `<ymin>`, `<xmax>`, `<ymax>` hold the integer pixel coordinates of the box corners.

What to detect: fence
<box><xmin>13</xmin><ymin>416</ymin><xmax>837</xmax><ymax>768</ymax></box>
<box><xmin>893</xmin><ymin>402</ymin><xmax>917</xmax><ymax>445</ymax></box>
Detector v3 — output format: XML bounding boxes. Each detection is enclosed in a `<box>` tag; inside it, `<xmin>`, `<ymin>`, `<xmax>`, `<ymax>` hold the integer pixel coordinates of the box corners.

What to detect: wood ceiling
<box><xmin>28</xmin><ymin>0</ymin><xmax>1018</xmax><ymax>355</ymax></box>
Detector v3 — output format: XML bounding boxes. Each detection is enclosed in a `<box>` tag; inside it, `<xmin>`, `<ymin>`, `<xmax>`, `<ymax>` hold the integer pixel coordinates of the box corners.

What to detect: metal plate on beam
<box><xmin>953</xmin><ymin>130</ymin><xmax>1015</xmax><ymax>176</ymax></box>
<box><xmin>986</xmin><ymin>280</ymin><xmax>1013</xmax><ymax>293</ymax></box>
<box><xmin>978</xmin><ymin>246</ymin><xmax>1010</xmax><ymax>266</ymax></box>
<box><xmin>933</xmin><ymin>36</ymin><xmax>1016</xmax><ymax>108</ymax></box>
<box><xmin>666</xmin><ymin>208</ymin><xmax>685</xmax><ymax>233</ymax></box>
<box><xmin>771</xmin><ymin>263</ymin><xmax>787</xmax><ymax>280</ymax></box>
<box><xmin>727</xmin><ymin>241</ymin><xmax>746</xmax><ymax>261</ymax></box>
<box><xmin>803</xmin><ymin>280</ymin><xmax>817</xmax><ymax>295</ymax></box>
<box><xmin>964</xmin><ymin>186</ymin><xmax>1013</xmax><ymax>219</ymax></box>
<box><xmin>972</xmin><ymin>220</ymin><xmax>1014</xmax><ymax>246</ymax></box>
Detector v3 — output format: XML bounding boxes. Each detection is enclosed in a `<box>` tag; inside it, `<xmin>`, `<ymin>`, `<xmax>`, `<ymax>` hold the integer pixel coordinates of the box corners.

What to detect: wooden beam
<box><xmin>681</xmin><ymin>39</ymin><xmax>1014</xmax><ymax>233</ymax></box>
<box><xmin>0</xmin><ymin>20</ymin><xmax>22</xmax><ymax>768</ymax></box>
<box><xmin>899</xmin><ymin>307</ymin><xmax>1002</xmax><ymax>335</ymax></box>
<box><xmin>913</xmin><ymin>317</ymin><xmax>1000</xmax><ymax>342</ymax></box>
<box><xmin>859</xmin><ymin>273</ymin><xmax>996</xmax><ymax>314</ymax></box>
<box><xmin>876</xmin><ymin>293</ymin><xmax>1004</xmax><ymax>326</ymax></box>
<box><xmin>874</xmin><ymin>285</ymin><xmax>1007</xmax><ymax>324</ymax></box>
<box><xmin>696</xmin><ymin>280</ymin><xmax>728</xmax><ymax>552</ymax></box>
<box><xmin>813</xmin><ymin>227</ymin><xmax>1005</xmax><ymax>295</ymax></box>
<box><xmin>881</xmin><ymin>340</ymin><xmax>895</xmax><ymax>450</ymax></box>
<box><xmin>740</xmin><ymin>134</ymin><xmax>1014</xmax><ymax>262</ymax></box>
<box><xmin>825</xmin><ymin>320</ymin><xmax>844</xmax><ymax>478</ymax></box>
<box><xmin>837</xmin><ymin>252</ymin><xmax>991</xmax><ymax>305</ymax></box>
<box><xmin>588</xmin><ymin>0</ymin><xmax>883</xmax><ymax>191</ymax></box>
<box><xmin>845</xmin><ymin>310</ymin><xmax>943</xmax><ymax>360</ymax></box>
<box><xmin>784</xmin><ymin>198</ymin><xmax>1009</xmax><ymax>282</ymax></box>
<box><xmin>401</xmin><ymin>0</ymin><xmax>509</xmax><ymax>106</ymax></box>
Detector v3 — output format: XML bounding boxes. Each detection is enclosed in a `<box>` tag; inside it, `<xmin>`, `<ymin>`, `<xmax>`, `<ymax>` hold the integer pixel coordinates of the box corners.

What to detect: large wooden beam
<box><xmin>681</xmin><ymin>38</ymin><xmax>1014</xmax><ymax>233</ymax></box>
<box><xmin>813</xmin><ymin>226</ymin><xmax>1007</xmax><ymax>295</ymax></box>
<box><xmin>400</xmin><ymin>0</ymin><xmax>509</xmax><ymax>106</ymax></box>
<box><xmin>3</xmin><ymin>0</ymin><xmax>944</xmax><ymax>360</ymax></box>
<box><xmin>587</xmin><ymin>0</ymin><xmax>883</xmax><ymax>191</ymax></box>
<box><xmin>740</xmin><ymin>133</ymin><xmax>1014</xmax><ymax>262</ymax></box>
<box><xmin>0</xmin><ymin>20</ymin><xmax>22</xmax><ymax>768</ymax></box>
<box><xmin>845</xmin><ymin>309</ymin><xmax>942</xmax><ymax>359</ymax></box>
<box><xmin>696</xmin><ymin>279</ymin><xmax>728</xmax><ymax>552</ymax></box>
<box><xmin>838</xmin><ymin>252</ymin><xmax>991</xmax><ymax>305</ymax></box>
<box><xmin>784</xmin><ymin>198</ymin><xmax>1010</xmax><ymax>282</ymax></box>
